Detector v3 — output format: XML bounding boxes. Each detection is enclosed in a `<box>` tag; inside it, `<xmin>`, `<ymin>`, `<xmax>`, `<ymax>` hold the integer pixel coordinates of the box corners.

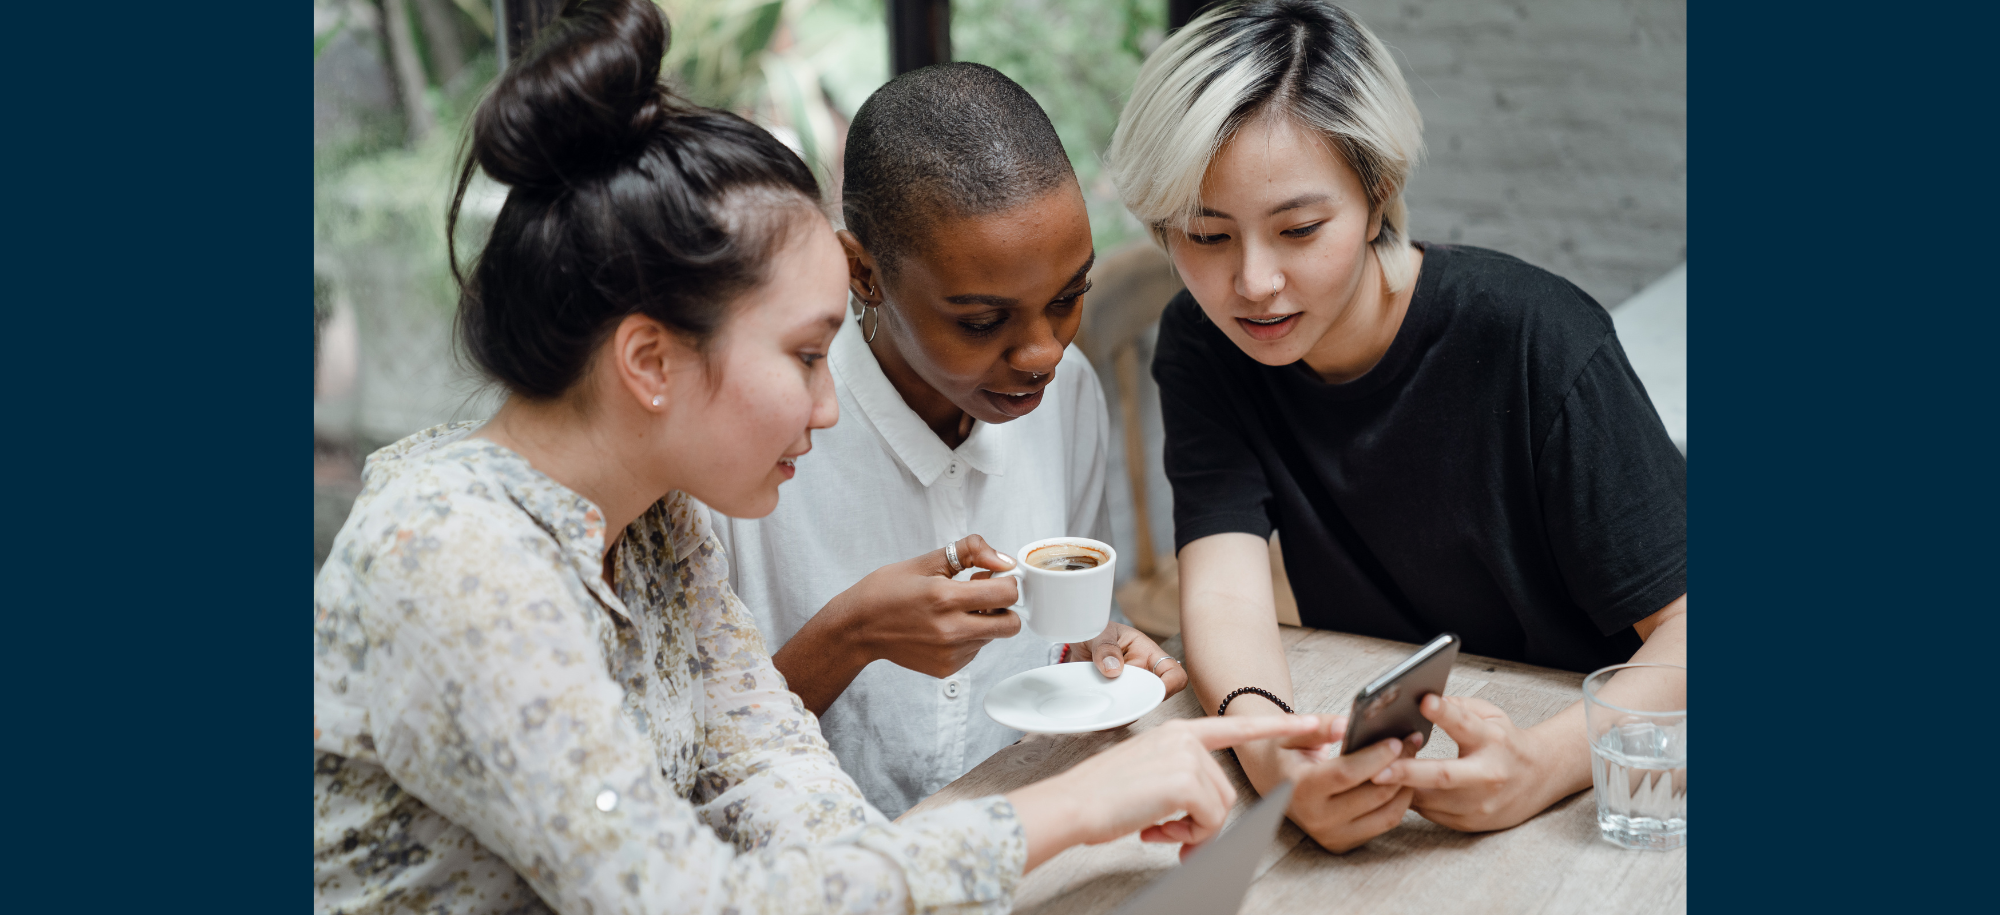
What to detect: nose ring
<box><xmin>1271</xmin><ymin>273</ymin><xmax>1284</xmax><ymax>297</ymax></box>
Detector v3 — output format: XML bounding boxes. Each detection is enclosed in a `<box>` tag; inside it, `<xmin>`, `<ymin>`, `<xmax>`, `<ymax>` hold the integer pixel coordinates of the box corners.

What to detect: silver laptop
<box><xmin>1106</xmin><ymin>781</ymin><xmax>1295</xmax><ymax>915</ymax></box>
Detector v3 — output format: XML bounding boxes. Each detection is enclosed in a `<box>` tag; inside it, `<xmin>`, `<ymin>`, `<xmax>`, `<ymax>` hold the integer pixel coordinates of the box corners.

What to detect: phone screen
<box><xmin>1340</xmin><ymin>633</ymin><xmax>1459</xmax><ymax>755</ymax></box>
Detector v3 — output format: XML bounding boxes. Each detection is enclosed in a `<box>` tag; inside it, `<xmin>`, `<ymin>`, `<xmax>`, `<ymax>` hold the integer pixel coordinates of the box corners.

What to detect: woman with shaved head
<box><xmin>707</xmin><ymin>62</ymin><xmax>1188</xmax><ymax>819</ymax></box>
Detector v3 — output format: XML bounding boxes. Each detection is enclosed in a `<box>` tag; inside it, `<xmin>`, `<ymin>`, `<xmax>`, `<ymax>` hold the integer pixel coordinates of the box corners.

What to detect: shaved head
<box><xmin>841</xmin><ymin>62</ymin><xmax>1076</xmax><ymax>272</ymax></box>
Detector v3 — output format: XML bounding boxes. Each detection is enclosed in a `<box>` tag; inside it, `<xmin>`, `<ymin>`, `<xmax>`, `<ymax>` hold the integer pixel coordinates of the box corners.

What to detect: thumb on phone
<box><xmin>1277</xmin><ymin>713</ymin><xmax>1345</xmax><ymax>750</ymax></box>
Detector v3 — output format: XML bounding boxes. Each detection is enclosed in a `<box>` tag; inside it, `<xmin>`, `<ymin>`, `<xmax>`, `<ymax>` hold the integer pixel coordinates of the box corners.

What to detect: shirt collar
<box><xmin>829</xmin><ymin>315</ymin><xmax>1011</xmax><ymax>486</ymax></box>
<box><xmin>373</xmin><ymin>424</ymin><xmax>634</xmax><ymax>619</ymax></box>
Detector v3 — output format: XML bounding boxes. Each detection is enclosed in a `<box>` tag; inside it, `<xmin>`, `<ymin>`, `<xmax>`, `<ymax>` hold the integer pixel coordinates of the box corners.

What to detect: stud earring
<box><xmin>651</xmin><ymin>395</ymin><xmax>664</xmax><ymax>407</ymax></box>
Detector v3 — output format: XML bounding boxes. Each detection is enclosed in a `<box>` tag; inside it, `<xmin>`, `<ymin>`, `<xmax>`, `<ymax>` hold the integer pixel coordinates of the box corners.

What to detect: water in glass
<box><xmin>1590</xmin><ymin>719</ymin><xmax>1686</xmax><ymax>850</ymax></box>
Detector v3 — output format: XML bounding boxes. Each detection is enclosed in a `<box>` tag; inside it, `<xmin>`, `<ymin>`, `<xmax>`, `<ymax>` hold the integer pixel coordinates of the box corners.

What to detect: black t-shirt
<box><xmin>1152</xmin><ymin>243</ymin><xmax>1685</xmax><ymax>673</ymax></box>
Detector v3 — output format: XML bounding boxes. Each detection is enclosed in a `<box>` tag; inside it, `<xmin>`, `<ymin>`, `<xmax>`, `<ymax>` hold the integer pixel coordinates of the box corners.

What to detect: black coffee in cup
<box><xmin>1027</xmin><ymin>543</ymin><xmax>1105</xmax><ymax>571</ymax></box>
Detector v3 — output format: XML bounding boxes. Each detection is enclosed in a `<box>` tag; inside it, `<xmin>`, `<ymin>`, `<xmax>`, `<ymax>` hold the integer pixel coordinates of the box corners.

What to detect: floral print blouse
<box><xmin>313</xmin><ymin>423</ymin><xmax>1026</xmax><ymax>915</ymax></box>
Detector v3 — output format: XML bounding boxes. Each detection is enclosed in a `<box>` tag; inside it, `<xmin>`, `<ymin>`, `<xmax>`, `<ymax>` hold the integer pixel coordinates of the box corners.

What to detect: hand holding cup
<box><xmin>991</xmin><ymin>537</ymin><xmax>1119</xmax><ymax>643</ymax></box>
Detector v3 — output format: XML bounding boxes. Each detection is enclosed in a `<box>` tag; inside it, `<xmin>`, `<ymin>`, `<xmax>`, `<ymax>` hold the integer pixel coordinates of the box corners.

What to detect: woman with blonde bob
<box><xmin>1106</xmin><ymin>0</ymin><xmax>1687</xmax><ymax>852</ymax></box>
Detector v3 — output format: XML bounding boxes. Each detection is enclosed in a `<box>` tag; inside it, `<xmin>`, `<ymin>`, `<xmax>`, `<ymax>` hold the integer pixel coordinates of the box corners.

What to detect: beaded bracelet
<box><xmin>1216</xmin><ymin>686</ymin><xmax>1294</xmax><ymax>717</ymax></box>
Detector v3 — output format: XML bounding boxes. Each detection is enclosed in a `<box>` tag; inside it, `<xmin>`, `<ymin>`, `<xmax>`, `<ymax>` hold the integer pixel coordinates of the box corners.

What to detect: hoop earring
<box><xmin>863</xmin><ymin>305</ymin><xmax>880</xmax><ymax>343</ymax></box>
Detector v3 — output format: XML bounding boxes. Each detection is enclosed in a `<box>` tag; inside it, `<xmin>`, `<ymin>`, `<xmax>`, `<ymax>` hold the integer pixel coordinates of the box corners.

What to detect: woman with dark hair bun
<box><xmin>312</xmin><ymin>2</ymin><xmax>1327</xmax><ymax>913</ymax></box>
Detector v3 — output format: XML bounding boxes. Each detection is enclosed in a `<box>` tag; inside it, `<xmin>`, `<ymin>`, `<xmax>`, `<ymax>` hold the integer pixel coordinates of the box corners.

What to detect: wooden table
<box><xmin>903</xmin><ymin>626</ymin><xmax>1686</xmax><ymax>914</ymax></box>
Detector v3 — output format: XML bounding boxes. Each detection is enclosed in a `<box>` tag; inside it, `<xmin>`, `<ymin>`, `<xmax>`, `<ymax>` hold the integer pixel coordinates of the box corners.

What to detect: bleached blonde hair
<box><xmin>1106</xmin><ymin>0</ymin><xmax>1426</xmax><ymax>292</ymax></box>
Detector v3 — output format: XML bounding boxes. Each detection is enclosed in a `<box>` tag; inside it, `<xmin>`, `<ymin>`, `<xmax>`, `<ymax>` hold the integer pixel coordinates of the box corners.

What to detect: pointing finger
<box><xmin>1185</xmin><ymin>713</ymin><xmax>1326</xmax><ymax>751</ymax></box>
<box><xmin>1276</xmin><ymin>712</ymin><xmax>1345</xmax><ymax>750</ymax></box>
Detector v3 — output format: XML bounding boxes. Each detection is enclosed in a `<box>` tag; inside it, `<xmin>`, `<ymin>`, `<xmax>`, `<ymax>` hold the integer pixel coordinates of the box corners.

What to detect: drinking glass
<box><xmin>1582</xmin><ymin>663</ymin><xmax>1686</xmax><ymax>850</ymax></box>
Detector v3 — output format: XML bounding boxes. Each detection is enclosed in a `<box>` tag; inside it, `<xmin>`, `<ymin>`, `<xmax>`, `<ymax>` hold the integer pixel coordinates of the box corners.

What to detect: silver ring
<box><xmin>1152</xmin><ymin>656</ymin><xmax>1181</xmax><ymax>674</ymax></box>
<box><xmin>945</xmin><ymin>541</ymin><xmax>964</xmax><ymax>575</ymax></box>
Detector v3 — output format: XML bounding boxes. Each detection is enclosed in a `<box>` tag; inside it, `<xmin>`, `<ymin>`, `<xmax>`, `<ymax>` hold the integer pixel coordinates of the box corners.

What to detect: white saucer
<box><xmin>984</xmin><ymin>662</ymin><xmax>1166</xmax><ymax>734</ymax></box>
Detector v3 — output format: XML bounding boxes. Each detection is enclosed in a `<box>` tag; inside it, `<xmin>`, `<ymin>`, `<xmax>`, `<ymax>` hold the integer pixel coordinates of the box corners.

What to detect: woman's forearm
<box><xmin>1180</xmin><ymin>533</ymin><xmax>1294</xmax><ymax>713</ymax></box>
<box><xmin>1524</xmin><ymin>596</ymin><xmax>1689</xmax><ymax>802</ymax></box>
<box><xmin>1006</xmin><ymin>777</ymin><xmax>1093</xmax><ymax>871</ymax></box>
<box><xmin>1590</xmin><ymin>596</ymin><xmax>1687</xmax><ymax>718</ymax></box>
<box><xmin>1178</xmin><ymin>533</ymin><xmax>1296</xmax><ymax>785</ymax></box>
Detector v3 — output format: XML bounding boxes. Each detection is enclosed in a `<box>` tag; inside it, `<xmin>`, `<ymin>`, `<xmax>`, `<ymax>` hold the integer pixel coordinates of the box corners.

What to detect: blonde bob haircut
<box><xmin>1106</xmin><ymin>0</ymin><xmax>1425</xmax><ymax>292</ymax></box>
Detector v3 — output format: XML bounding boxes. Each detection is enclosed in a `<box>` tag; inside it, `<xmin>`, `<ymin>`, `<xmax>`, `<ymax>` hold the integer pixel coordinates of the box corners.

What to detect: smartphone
<box><xmin>1340</xmin><ymin>633</ymin><xmax>1459</xmax><ymax>755</ymax></box>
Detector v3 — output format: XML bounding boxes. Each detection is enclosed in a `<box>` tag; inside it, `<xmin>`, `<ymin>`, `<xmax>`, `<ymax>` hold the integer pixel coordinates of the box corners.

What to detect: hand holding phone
<box><xmin>1341</xmin><ymin>633</ymin><xmax>1459</xmax><ymax>755</ymax></box>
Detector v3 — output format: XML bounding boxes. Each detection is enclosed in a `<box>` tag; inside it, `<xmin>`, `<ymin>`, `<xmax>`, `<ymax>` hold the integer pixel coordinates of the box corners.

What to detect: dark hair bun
<box><xmin>472</xmin><ymin>0</ymin><xmax>672</xmax><ymax>189</ymax></box>
<box><xmin>447</xmin><ymin>0</ymin><xmax>824</xmax><ymax>401</ymax></box>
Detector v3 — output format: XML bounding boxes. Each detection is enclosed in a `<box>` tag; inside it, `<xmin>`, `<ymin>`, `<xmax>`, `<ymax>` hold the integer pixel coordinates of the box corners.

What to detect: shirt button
<box><xmin>946</xmin><ymin>461</ymin><xmax>962</xmax><ymax>479</ymax></box>
<box><xmin>942</xmin><ymin>678</ymin><xmax>963</xmax><ymax>699</ymax></box>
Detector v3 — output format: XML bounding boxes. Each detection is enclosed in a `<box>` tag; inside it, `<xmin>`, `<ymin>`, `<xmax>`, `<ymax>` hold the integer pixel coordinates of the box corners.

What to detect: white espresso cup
<box><xmin>993</xmin><ymin>537</ymin><xmax>1118</xmax><ymax>643</ymax></box>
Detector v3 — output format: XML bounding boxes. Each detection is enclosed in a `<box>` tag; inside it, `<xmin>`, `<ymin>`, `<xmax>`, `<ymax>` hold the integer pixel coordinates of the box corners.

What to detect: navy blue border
<box><xmin>7</xmin><ymin>5</ymin><xmax>292</xmax><ymax>907</ymax></box>
<box><xmin>1699</xmin><ymin>2</ymin><xmax>1994</xmax><ymax>909</ymax></box>
<box><xmin>12</xmin><ymin>1</ymin><xmax>1992</xmax><ymax>909</ymax></box>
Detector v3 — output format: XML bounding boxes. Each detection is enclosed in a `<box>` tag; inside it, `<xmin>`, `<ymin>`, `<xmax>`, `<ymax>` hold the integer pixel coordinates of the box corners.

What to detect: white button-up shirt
<box><xmin>710</xmin><ymin>318</ymin><xmax>1113</xmax><ymax>817</ymax></box>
